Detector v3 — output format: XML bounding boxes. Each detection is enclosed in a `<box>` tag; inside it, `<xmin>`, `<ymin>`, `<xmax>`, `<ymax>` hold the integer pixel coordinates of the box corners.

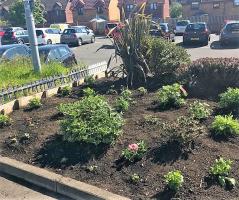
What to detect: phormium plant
<box><xmin>164</xmin><ymin>170</ymin><xmax>184</xmax><ymax>191</ymax></box>
<box><xmin>189</xmin><ymin>100</ymin><xmax>212</xmax><ymax>120</ymax></box>
<box><xmin>60</xmin><ymin>95</ymin><xmax>123</xmax><ymax>145</ymax></box>
<box><xmin>211</xmin><ymin>115</ymin><xmax>239</xmax><ymax>138</ymax></box>
<box><xmin>28</xmin><ymin>97</ymin><xmax>42</xmax><ymax>109</ymax></box>
<box><xmin>156</xmin><ymin>83</ymin><xmax>187</xmax><ymax>110</ymax></box>
<box><xmin>122</xmin><ymin>140</ymin><xmax>147</xmax><ymax>162</ymax></box>
<box><xmin>0</xmin><ymin>114</ymin><xmax>11</xmax><ymax>128</ymax></box>
<box><xmin>210</xmin><ymin>157</ymin><xmax>236</xmax><ymax>188</ymax></box>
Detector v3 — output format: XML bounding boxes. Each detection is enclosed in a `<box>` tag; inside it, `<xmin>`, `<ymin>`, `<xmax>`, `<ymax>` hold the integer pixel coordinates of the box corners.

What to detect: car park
<box><xmin>38</xmin><ymin>44</ymin><xmax>77</xmax><ymax>66</ymax></box>
<box><xmin>183</xmin><ymin>22</ymin><xmax>210</xmax><ymax>45</ymax></box>
<box><xmin>60</xmin><ymin>27</ymin><xmax>95</xmax><ymax>46</ymax></box>
<box><xmin>220</xmin><ymin>21</ymin><xmax>239</xmax><ymax>46</ymax></box>
<box><xmin>36</xmin><ymin>28</ymin><xmax>61</xmax><ymax>45</ymax></box>
<box><xmin>1</xmin><ymin>30</ymin><xmax>29</xmax><ymax>45</ymax></box>
<box><xmin>175</xmin><ymin>20</ymin><xmax>190</xmax><ymax>35</ymax></box>
<box><xmin>0</xmin><ymin>44</ymin><xmax>30</xmax><ymax>61</ymax></box>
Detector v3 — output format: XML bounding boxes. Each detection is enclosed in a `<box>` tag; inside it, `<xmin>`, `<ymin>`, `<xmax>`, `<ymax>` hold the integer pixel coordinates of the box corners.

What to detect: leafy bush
<box><xmin>189</xmin><ymin>101</ymin><xmax>212</xmax><ymax>120</ymax></box>
<box><xmin>219</xmin><ymin>88</ymin><xmax>239</xmax><ymax>115</ymax></box>
<box><xmin>121</xmin><ymin>88</ymin><xmax>132</xmax><ymax>101</ymax></box>
<box><xmin>185</xmin><ymin>58</ymin><xmax>239</xmax><ymax>98</ymax></box>
<box><xmin>164</xmin><ymin>170</ymin><xmax>184</xmax><ymax>191</ymax></box>
<box><xmin>84</xmin><ymin>75</ymin><xmax>95</xmax><ymax>85</ymax></box>
<box><xmin>156</xmin><ymin>83</ymin><xmax>187</xmax><ymax>110</ymax></box>
<box><xmin>115</xmin><ymin>97</ymin><xmax>130</xmax><ymax>113</ymax></box>
<box><xmin>162</xmin><ymin>116</ymin><xmax>205</xmax><ymax>154</ymax></box>
<box><xmin>60</xmin><ymin>86</ymin><xmax>71</xmax><ymax>97</ymax></box>
<box><xmin>28</xmin><ymin>97</ymin><xmax>42</xmax><ymax>109</ymax></box>
<box><xmin>137</xmin><ymin>87</ymin><xmax>147</xmax><ymax>96</ymax></box>
<box><xmin>60</xmin><ymin>95</ymin><xmax>123</xmax><ymax>145</ymax></box>
<box><xmin>122</xmin><ymin>141</ymin><xmax>147</xmax><ymax>162</ymax></box>
<box><xmin>0</xmin><ymin>114</ymin><xmax>11</xmax><ymax>128</ymax></box>
<box><xmin>83</xmin><ymin>87</ymin><xmax>96</xmax><ymax>97</ymax></box>
<box><xmin>210</xmin><ymin>157</ymin><xmax>236</xmax><ymax>188</ymax></box>
<box><xmin>142</xmin><ymin>37</ymin><xmax>190</xmax><ymax>82</ymax></box>
<box><xmin>211</xmin><ymin>115</ymin><xmax>239</xmax><ymax>138</ymax></box>
<box><xmin>130</xmin><ymin>173</ymin><xmax>140</xmax><ymax>184</ymax></box>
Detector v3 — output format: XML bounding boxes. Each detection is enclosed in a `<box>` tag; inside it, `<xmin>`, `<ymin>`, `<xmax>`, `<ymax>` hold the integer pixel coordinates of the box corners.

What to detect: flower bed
<box><xmin>1</xmin><ymin>78</ymin><xmax>239</xmax><ymax>200</ymax></box>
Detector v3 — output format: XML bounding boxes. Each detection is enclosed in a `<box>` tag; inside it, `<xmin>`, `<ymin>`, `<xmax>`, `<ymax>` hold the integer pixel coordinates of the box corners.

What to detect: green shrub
<box><xmin>137</xmin><ymin>87</ymin><xmax>147</xmax><ymax>96</ymax></box>
<box><xmin>185</xmin><ymin>58</ymin><xmax>239</xmax><ymax>98</ymax></box>
<box><xmin>84</xmin><ymin>75</ymin><xmax>95</xmax><ymax>85</ymax></box>
<box><xmin>156</xmin><ymin>83</ymin><xmax>187</xmax><ymax>110</ymax></box>
<box><xmin>164</xmin><ymin>170</ymin><xmax>184</xmax><ymax>191</ymax></box>
<box><xmin>28</xmin><ymin>97</ymin><xmax>42</xmax><ymax>109</ymax></box>
<box><xmin>211</xmin><ymin>115</ymin><xmax>239</xmax><ymax>138</ymax></box>
<box><xmin>121</xmin><ymin>88</ymin><xmax>132</xmax><ymax>101</ymax></box>
<box><xmin>115</xmin><ymin>97</ymin><xmax>129</xmax><ymax>113</ymax></box>
<box><xmin>60</xmin><ymin>86</ymin><xmax>71</xmax><ymax>97</ymax></box>
<box><xmin>60</xmin><ymin>95</ymin><xmax>123</xmax><ymax>145</ymax></box>
<box><xmin>0</xmin><ymin>114</ymin><xmax>11</xmax><ymax>128</ymax></box>
<box><xmin>122</xmin><ymin>140</ymin><xmax>147</xmax><ymax>162</ymax></box>
<box><xmin>189</xmin><ymin>101</ymin><xmax>212</xmax><ymax>120</ymax></box>
<box><xmin>210</xmin><ymin>157</ymin><xmax>236</xmax><ymax>188</ymax></box>
<box><xmin>83</xmin><ymin>87</ymin><xmax>96</xmax><ymax>97</ymax></box>
<box><xmin>142</xmin><ymin>37</ymin><xmax>190</xmax><ymax>81</ymax></box>
<box><xmin>219</xmin><ymin>88</ymin><xmax>239</xmax><ymax>115</ymax></box>
<box><xmin>130</xmin><ymin>173</ymin><xmax>140</xmax><ymax>184</ymax></box>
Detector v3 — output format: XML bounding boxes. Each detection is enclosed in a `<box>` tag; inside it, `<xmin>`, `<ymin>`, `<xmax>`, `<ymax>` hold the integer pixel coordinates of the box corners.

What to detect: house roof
<box><xmin>70</xmin><ymin>0</ymin><xmax>110</xmax><ymax>10</ymax></box>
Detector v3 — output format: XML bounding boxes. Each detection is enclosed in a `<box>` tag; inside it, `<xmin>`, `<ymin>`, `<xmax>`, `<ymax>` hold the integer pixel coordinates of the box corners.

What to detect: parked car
<box><xmin>0</xmin><ymin>44</ymin><xmax>30</xmax><ymax>61</ymax></box>
<box><xmin>60</xmin><ymin>27</ymin><xmax>95</xmax><ymax>46</ymax></box>
<box><xmin>38</xmin><ymin>44</ymin><xmax>77</xmax><ymax>67</ymax></box>
<box><xmin>220</xmin><ymin>21</ymin><xmax>239</xmax><ymax>46</ymax></box>
<box><xmin>1</xmin><ymin>30</ymin><xmax>29</xmax><ymax>45</ymax></box>
<box><xmin>71</xmin><ymin>26</ymin><xmax>94</xmax><ymax>34</ymax></box>
<box><xmin>50</xmin><ymin>24</ymin><xmax>69</xmax><ymax>33</ymax></box>
<box><xmin>149</xmin><ymin>23</ymin><xmax>175</xmax><ymax>42</ymax></box>
<box><xmin>175</xmin><ymin>20</ymin><xmax>190</xmax><ymax>35</ymax></box>
<box><xmin>36</xmin><ymin>28</ymin><xmax>61</xmax><ymax>45</ymax></box>
<box><xmin>183</xmin><ymin>22</ymin><xmax>210</xmax><ymax>45</ymax></box>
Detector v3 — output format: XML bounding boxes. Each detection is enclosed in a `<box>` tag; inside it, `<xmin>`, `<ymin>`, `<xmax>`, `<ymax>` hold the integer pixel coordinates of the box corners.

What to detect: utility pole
<box><xmin>23</xmin><ymin>0</ymin><xmax>41</xmax><ymax>73</ymax></box>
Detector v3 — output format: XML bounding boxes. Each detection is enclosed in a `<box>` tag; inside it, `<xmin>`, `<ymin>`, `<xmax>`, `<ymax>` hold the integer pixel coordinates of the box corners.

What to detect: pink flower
<box><xmin>128</xmin><ymin>143</ymin><xmax>139</xmax><ymax>152</ymax></box>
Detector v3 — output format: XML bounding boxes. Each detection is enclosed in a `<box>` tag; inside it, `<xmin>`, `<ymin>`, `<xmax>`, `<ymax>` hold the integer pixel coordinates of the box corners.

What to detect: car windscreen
<box><xmin>226</xmin><ymin>23</ymin><xmax>239</xmax><ymax>31</ymax></box>
<box><xmin>107</xmin><ymin>24</ymin><xmax>117</xmax><ymax>29</ymax></box>
<box><xmin>63</xmin><ymin>29</ymin><xmax>76</xmax><ymax>34</ymax></box>
<box><xmin>186</xmin><ymin>24</ymin><xmax>206</xmax><ymax>31</ymax></box>
<box><xmin>177</xmin><ymin>21</ymin><xmax>189</xmax><ymax>26</ymax></box>
<box><xmin>36</xmin><ymin>30</ymin><xmax>43</xmax><ymax>36</ymax></box>
<box><xmin>160</xmin><ymin>25</ymin><xmax>166</xmax><ymax>32</ymax></box>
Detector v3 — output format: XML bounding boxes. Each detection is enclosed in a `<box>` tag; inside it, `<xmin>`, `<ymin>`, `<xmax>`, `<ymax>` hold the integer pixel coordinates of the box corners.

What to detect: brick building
<box><xmin>181</xmin><ymin>0</ymin><xmax>239</xmax><ymax>18</ymax></box>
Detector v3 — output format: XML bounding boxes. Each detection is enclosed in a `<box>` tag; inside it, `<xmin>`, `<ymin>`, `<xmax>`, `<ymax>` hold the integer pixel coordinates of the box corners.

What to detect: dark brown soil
<box><xmin>1</xmin><ymin>79</ymin><xmax>239</xmax><ymax>200</ymax></box>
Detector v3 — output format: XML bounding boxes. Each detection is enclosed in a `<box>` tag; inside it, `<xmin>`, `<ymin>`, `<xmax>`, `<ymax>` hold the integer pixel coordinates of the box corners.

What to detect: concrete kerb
<box><xmin>0</xmin><ymin>157</ymin><xmax>130</xmax><ymax>200</ymax></box>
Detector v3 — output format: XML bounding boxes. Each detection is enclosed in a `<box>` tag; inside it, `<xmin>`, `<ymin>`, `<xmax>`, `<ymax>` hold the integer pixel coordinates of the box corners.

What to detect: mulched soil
<box><xmin>1</xmin><ymin>78</ymin><xmax>239</xmax><ymax>200</ymax></box>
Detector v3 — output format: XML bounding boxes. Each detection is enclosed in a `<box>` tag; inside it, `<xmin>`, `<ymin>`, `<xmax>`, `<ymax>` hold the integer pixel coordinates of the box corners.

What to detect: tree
<box><xmin>170</xmin><ymin>2</ymin><xmax>182</xmax><ymax>18</ymax></box>
<box><xmin>8</xmin><ymin>0</ymin><xmax>46</xmax><ymax>27</ymax></box>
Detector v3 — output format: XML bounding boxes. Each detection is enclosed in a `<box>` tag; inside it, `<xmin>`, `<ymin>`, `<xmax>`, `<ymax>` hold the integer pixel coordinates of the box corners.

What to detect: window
<box><xmin>78</xmin><ymin>7</ymin><xmax>84</xmax><ymax>15</ymax></box>
<box><xmin>213</xmin><ymin>2</ymin><xmax>220</xmax><ymax>8</ymax></box>
<box><xmin>191</xmin><ymin>1</ymin><xmax>199</xmax><ymax>9</ymax></box>
<box><xmin>46</xmin><ymin>29</ymin><xmax>54</xmax><ymax>34</ymax></box>
<box><xmin>150</xmin><ymin>3</ymin><xmax>157</xmax><ymax>10</ymax></box>
<box><xmin>234</xmin><ymin>0</ymin><xmax>239</xmax><ymax>6</ymax></box>
<box><xmin>48</xmin><ymin>49</ymin><xmax>61</xmax><ymax>60</ymax></box>
<box><xmin>126</xmin><ymin>4</ymin><xmax>134</xmax><ymax>12</ymax></box>
<box><xmin>97</xmin><ymin>6</ymin><xmax>103</xmax><ymax>14</ymax></box>
<box><xmin>81</xmin><ymin>28</ymin><xmax>87</xmax><ymax>33</ymax></box>
<box><xmin>58</xmin><ymin>47</ymin><xmax>70</xmax><ymax>57</ymax></box>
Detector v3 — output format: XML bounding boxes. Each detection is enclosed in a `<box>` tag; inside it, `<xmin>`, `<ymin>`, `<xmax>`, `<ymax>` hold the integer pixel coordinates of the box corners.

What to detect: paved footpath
<box><xmin>0</xmin><ymin>173</ymin><xmax>71</xmax><ymax>200</ymax></box>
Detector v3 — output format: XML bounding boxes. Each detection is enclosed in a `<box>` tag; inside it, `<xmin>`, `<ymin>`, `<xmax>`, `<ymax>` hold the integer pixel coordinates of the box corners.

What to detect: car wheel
<box><xmin>18</xmin><ymin>39</ymin><xmax>24</xmax><ymax>44</ymax></box>
<box><xmin>78</xmin><ymin>38</ymin><xmax>82</xmax><ymax>46</ymax></box>
<box><xmin>47</xmin><ymin>39</ymin><xmax>52</xmax><ymax>44</ymax></box>
<box><xmin>91</xmin><ymin>36</ymin><xmax>95</xmax><ymax>43</ymax></box>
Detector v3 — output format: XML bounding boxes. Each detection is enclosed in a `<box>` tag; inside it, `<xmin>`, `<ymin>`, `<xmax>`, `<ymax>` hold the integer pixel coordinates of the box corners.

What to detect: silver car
<box><xmin>220</xmin><ymin>21</ymin><xmax>239</xmax><ymax>46</ymax></box>
<box><xmin>60</xmin><ymin>27</ymin><xmax>95</xmax><ymax>46</ymax></box>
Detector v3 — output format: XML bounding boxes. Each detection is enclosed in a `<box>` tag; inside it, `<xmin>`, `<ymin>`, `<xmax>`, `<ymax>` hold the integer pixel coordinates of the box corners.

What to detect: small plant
<box><xmin>86</xmin><ymin>165</ymin><xmax>98</xmax><ymax>173</ymax></box>
<box><xmin>83</xmin><ymin>87</ymin><xmax>96</xmax><ymax>97</ymax></box>
<box><xmin>122</xmin><ymin>140</ymin><xmax>147</xmax><ymax>162</ymax></box>
<box><xmin>107</xmin><ymin>86</ymin><xmax>118</xmax><ymax>95</ymax></box>
<box><xmin>60</xmin><ymin>86</ymin><xmax>71</xmax><ymax>97</ymax></box>
<box><xmin>0</xmin><ymin>114</ymin><xmax>11</xmax><ymax>128</ymax></box>
<box><xmin>115</xmin><ymin>97</ymin><xmax>129</xmax><ymax>113</ymax></box>
<box><xmin>28</xmin><ymin>97</ymin><xmax>42</xmax><ymax>109</ymax></box>
<box><xmin>219</xmin><ymin>88</ymin><xmax>239</xmax><ymax>115</ymax></box>
<box><xmin>143</xmin><ymin>115</ymin><xmax>160</xmax><ymax>125</ymax></box>
<box><xmin>211</xmin><ymin>115</ymin><xmax>239</xmax><ymax>138</ymax></box>
<box><xmin>121</xmin><ymin>88</ymin><xmax>132</xmax><ymax>101</ymax></box>
<box><xmin>164</xmin><ymin>170</ymin><xmax>184</xmax><ymax>191</ymax></box>
<box><xmin>156</xmin><ymin>83</ymin><xmax>187</xmax><ymax>110</ymax></box>
<box><xmin>84</xmin><ymin>75</ymin><xmax>95</xmax><ymax>85</ymax></box>
<box><xmin>137</xmin><ymin>87</ymin><xmax>147</xmax><ymax>96</ymax></box>
<box><xmin>210</xmin><ymin>157</ymin><xmax>236</xmax><ymax>188</ymax></box>
<box><xmin>130</xmin><ymin>173</ymin><xmax>140</xmax><ymax>184</ymax></box>
<box><xmin>189</xmin><ymin>101</ymin><xmax>212</xmax><ymax>120</ymax></box>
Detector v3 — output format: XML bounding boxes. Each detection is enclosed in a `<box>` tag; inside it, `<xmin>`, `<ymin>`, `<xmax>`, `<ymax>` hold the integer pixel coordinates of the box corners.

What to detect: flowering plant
<box><xmin>122</xmin><ymin>140</ymin><xmax>147</xmax><ymax>162</ymax></box>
